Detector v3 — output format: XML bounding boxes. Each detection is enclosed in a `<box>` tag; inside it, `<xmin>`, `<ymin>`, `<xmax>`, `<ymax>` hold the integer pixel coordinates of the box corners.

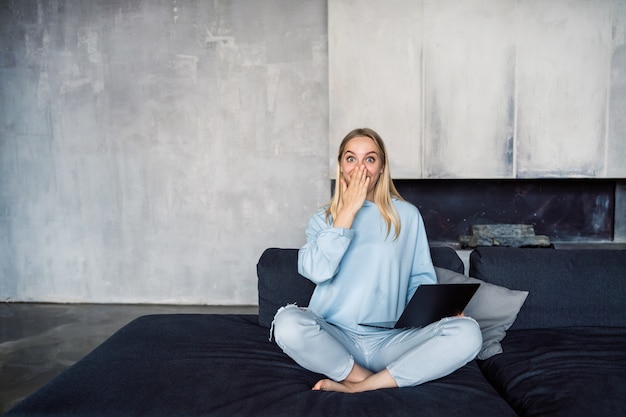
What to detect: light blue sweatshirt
<box><xmin>298</xmin><ymin>199</ymin><xmax>436</xmax><ymax>333</ymax></box>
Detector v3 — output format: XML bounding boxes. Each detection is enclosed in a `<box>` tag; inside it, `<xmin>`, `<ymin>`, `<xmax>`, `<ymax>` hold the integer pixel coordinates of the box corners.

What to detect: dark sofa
<box><xmin>470</xmin><ymin>247</ymin><xmax>626</xmax><ymax>417</ymax></box>
<box><xmin>6</xmin><ymin>246</ymin><xmax>626</xmax><ymax>417</ymax></box>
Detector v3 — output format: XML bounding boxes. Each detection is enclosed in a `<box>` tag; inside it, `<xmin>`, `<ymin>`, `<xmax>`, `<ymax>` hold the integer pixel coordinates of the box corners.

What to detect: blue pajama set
<box><xmin>272</xmin><ymin>199</ymin><xmax>482</xmax><ymax>387</ymax></box>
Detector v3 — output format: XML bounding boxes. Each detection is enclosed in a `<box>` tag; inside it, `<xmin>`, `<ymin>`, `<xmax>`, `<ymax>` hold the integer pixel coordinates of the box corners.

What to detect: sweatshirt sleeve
<box><xmin>297</xmin><ymin>210</ymin><xmax>355</xmax><ymax>284</ymax></box>
<box><xmin>406</xmin><ymin>210</ymin><xmax>437</xmax><ymax>304</ymax></box>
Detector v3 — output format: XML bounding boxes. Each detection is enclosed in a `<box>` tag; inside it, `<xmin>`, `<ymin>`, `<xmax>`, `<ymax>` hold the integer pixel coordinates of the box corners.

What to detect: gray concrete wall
<box><xmin>1</xmin><ymin>0</ymin><xmax>329</xmax><ymax>304</ymax></box>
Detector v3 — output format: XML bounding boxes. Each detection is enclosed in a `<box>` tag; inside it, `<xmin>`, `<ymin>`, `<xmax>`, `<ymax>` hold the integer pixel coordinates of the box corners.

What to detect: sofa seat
<box><xmin>479</xmin><ymin>326</ymin><xmax>626</xmax><ymax>417</ymax></box>
<box><xmin>7</xmin><ymin>313</ymin><xmax>517</xmax><ymax>417</ymax></box>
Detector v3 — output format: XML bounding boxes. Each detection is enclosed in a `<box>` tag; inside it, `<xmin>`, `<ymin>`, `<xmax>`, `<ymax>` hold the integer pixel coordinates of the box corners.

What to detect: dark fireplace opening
<box><xmin>331</xmin><ymin>179</ymin><xmax>624</xmax><ymax>246</ymax></box>
<box><xmin>395</xmin><ymin>179</ymin><xmax>616</xmax><ymax>245</ymax></box>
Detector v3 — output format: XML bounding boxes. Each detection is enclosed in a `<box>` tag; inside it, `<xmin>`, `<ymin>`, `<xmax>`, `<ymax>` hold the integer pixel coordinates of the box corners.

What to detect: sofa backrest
<box><xmin>469</xmin><ymin>247</ymin><xmax>626</xmax><ymax>330</ymax></box>
<box><xmin>256</xmin><ymin>246</ymin><xmax>465</xmax><ymax>328</ymax></box>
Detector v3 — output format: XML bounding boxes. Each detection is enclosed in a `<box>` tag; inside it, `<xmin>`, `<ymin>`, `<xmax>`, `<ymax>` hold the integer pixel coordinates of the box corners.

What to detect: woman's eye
<box><xmin>366</xmin><ymin>157</ymin><xmax>375</xmax><ymax>163</ymax></box>
<box><xmin>346</xmin><ymin>156</ymin><xmax>355</xmax><ymax>162</ymax></box>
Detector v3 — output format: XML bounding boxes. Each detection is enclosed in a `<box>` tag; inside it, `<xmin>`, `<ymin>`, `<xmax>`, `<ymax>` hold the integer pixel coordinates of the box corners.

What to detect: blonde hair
<box><xmin>326</xmin><ymin>128</ymin><xmax>404</xmax><ymax>240</ymax></box>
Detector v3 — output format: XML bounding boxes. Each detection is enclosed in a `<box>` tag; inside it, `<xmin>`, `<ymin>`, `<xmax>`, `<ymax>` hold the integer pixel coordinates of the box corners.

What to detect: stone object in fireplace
<box><xmin>460</xmin><ymin>224</ymin><xmax>552</xmax><ymax>248</ymax></box>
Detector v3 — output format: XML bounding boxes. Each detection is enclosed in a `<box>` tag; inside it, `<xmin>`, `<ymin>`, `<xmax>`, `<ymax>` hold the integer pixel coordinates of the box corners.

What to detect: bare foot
<box><xmin>311</xmin><ymin>369</ymin><xmax>398</xmax><ymax>393</ymax></box>
<box><xmin>312</xmin><ymin>379</ymin><xmax>353</xmax><ymax>392</ymax></box>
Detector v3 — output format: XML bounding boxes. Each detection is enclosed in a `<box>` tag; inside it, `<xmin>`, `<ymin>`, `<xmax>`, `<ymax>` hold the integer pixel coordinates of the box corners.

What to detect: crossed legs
<box><xmin>272</xmin><ymin>305</ymin><xmax>481</xmax><ymax>393</ymax></box>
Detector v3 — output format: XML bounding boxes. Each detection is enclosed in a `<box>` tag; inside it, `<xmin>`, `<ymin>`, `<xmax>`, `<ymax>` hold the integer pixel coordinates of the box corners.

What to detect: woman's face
<box><xmin>340</xmin><ymin>136</ymin><xmax>383</xmax><ymax>199</ymax></box>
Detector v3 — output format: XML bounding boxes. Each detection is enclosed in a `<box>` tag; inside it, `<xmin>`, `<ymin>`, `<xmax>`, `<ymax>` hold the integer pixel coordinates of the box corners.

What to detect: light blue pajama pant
<box><xmin>272</xmin><ymin>304</ymin><xmax>482</xmax><ymax>387</ymax></box>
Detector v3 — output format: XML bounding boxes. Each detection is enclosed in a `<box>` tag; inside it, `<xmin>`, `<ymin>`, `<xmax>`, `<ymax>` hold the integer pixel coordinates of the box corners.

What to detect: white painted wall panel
<box><xmin>608</xmin><ymin>1</ymin><xmax>626</xmax><ymax>177</ymax></box>
<box><xmin>515</xmin><ymin>0</ymin><xmax>612</xmax><ymax>177</ymax></box>
<box><xmin>329</xmin><ymin>0</ymin><xmax>423</xmax><ymax>178</ymax></box>
<box><xmin>330</xmin><ymin>0</ymin><xmax>624</xmax><ymax>180</ymax></box>
<box><xmin>423</xmin><ymin>0</ymin><xmax>516</xmax><ymax>178</ymax></box>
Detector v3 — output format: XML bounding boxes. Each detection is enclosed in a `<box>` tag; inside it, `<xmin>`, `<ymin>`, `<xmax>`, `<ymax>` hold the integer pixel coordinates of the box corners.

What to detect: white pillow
<box><xmin>435</xmin><ymin>267</ymin><xmax>529</xmax><ymax>360</ymax></box>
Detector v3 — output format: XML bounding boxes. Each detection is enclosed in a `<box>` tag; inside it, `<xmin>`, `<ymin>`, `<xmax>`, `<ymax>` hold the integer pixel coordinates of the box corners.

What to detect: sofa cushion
<box><xmin>257</xmin><ymin>248</ymin><xmax>315</xmax><ymax>328</ymax></box>
<box><xmin>435</xmin><ymin>267</ymin><xmax>528</xmax><ymax>360</ymax></box>
<box><xmin>7</xmin><ymin>314</ymin><xmax>518</xmax><ymax>417</ymax></box>
<box><xmin>469</xmin><ymin>247</ymin><xmax>626</xmax><ymax>329</ymax></box>
<box><xmin>257</xmin><ymin>246</ymin><xmax>465</xmax><ymax>328</ymax></box>
<box><xmin>478</xmin><ymin>327</ymin><xmax>626</xmax><ymax>417</ymax></box>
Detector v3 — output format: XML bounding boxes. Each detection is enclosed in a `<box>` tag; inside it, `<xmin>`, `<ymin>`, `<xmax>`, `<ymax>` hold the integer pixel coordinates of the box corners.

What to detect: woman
<box><xmin>272</xmin><ymin>128</ymin><xmax>481</xmax><ymax>393</ymax></box>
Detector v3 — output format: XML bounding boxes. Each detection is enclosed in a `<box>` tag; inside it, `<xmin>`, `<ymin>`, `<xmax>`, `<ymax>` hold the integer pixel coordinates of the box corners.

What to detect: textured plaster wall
<box><xmin>330</xmin><ymin>0</ymin><xmax>626</xmax><ymax>179</ymax></box>
<box><xmin>328</xmin><ymin>0</ymin><xmax>423</xmax><ymax>178</ymax></box>
<box><xmin>0</xmin><ymin>0</ymin><xmax>329</xmax><ymax>304</ymax></box>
